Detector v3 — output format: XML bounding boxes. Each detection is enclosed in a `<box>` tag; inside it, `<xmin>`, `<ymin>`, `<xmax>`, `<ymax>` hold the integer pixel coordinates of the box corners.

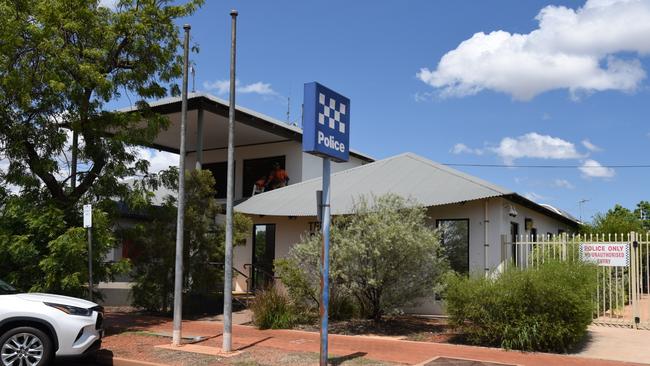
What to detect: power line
<box><xmin>442</xmin><ymin>163</ymin><xmax>650</xmax><ymax>169</ymax></box>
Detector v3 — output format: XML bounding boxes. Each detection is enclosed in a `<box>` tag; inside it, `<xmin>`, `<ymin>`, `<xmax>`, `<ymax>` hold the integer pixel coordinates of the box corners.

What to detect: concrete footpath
<box><xmin>106</xmin><ymin>312</ymin><xmax>649</xmax><ymax>366</ymax></box>
<box><xmin>578</xmin><ymin>325</ymin><xmax>650</xmax><ymax>364</ymax></box>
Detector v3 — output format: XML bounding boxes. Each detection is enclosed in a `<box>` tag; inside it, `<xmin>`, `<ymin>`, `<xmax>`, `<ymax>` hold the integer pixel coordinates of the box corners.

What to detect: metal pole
<box><xmin>222</xmin><ymin>9</ymin><xmax>238</xmax><ymax>353</ymax></box>
<box><xmin>319</xmin><ymin>157</ymin><xmax>331</xmax><ymax>366</ymax></box>
<box><xmin>87</xmin><ymin>227</ymin><xmax>93</xmax><ymax>301</ymax></box>
<box><xmin>484</xmin><ymin>199</ymin><xmax>489</xmax><ymax>278</ymax></box>
<box><xmin>172</xmin><ymin>24</ymin><xmax>191</xmax><ymax>347</ymax></box>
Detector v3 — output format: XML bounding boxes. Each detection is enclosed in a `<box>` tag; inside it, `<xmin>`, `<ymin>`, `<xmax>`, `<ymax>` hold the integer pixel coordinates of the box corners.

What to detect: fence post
<box><xmin>631</xmin><ymin>232</ymin><xmax>639</xmax><ymax>329</ymax></box>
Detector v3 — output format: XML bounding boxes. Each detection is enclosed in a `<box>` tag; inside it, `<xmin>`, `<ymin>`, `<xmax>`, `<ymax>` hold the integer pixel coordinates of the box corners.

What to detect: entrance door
<box><xmin>252</xmin><ymin>224</ymin><xmax>276</xmax><ymax>291</ymax></box>
<box><xmin>511</xmin><ymin>222</ymin><xmax>519</xmax><ymax>266</ymax></box>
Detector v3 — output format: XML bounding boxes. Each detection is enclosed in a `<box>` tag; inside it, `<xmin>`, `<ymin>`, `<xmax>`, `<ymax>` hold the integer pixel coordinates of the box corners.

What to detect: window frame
<box><xmin>435</xmin><ymin>218</ymin><xmax>470</xmax><ymax>274</ymax></box>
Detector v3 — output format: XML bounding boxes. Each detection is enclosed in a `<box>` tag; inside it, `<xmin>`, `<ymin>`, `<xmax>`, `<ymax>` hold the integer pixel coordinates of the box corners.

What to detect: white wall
<box><xmin>233</xmin><ymin>197</ymin><xmax>576</xmax><ymax>313</ymax></box>
<box><xmin>186</xmin><ymin>141</ymin><xmax>368</xmax><ymax>202</ymax></box>
<box><xmin>186</xmin><ymin>141</ymin><xmax>303</xmax><ymax>201</ymax></box>
<box><xmin>406</xmin><ymin>197</ymin><xmax>575</xmax><ymax>314</ymax></box>
<box><xmin>233</xmin><ymin>215</ymin><xmax>314</xmax><ymax>292</ymax></box>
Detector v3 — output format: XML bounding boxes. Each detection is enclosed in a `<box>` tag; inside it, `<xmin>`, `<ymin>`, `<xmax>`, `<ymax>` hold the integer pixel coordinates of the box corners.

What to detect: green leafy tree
<box><xmin>0</xmin><ymin>194</ymin><xmax>126</xmax><ymax>297</ymax></box>
<box><xmin>276</xmin><ymin>194</ymin><xmax>448</xmax><ymax>322</ymax></box>
<box><xmin>128</xmin><ymin>169</ymin><xmax>252</xmax><ymax>313</ymax></box>
<box><xmin>0</xmin><ymin>0</ymin><xmax>203</xmax><ymax>294</ymax></box>
<box><xmin>0</xmin><ymin>0</ymin><xmax>203</xmax><ymax>218</ymax></box>
<box><xmin>584</xmin><ymin>204</ymin><xmax>644</xmax><ymax>234</ymax></box>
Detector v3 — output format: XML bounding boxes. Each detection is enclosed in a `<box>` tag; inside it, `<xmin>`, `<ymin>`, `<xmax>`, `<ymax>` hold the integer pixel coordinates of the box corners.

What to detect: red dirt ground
<box><xmin>100</xmin><ymin>311</ymin><xmax>646</xmax><ymax>366</ymax></box>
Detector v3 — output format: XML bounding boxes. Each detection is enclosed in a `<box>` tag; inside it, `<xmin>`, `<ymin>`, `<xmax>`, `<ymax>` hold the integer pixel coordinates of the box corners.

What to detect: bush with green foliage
<box><xmin>127</xmin><ymin>169</ymin><xmax>252</xmax><ymax>313</ymax></box>
<box><xmin>0</xmin><ymin>194</ymin><xmax>128</xmax><ymax>298</ymax></box>
<box><xmin>250</xmin><ymin>286</ymin><xmax>297</xmax><ymax>329</ymax></box>
<box><xmin>445</xmin><ymin>261</ymin><xmax>597</xmax><ymax>352</ymax></box>
<box><xmin>276</xmin><ymin>194</ymin><xmax>447</xmax><ymax>322</ymax></box>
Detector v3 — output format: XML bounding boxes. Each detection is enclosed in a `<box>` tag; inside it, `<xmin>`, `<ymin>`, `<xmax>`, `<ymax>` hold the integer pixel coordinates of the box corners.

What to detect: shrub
<box><xmin>128</xmin><ymin>169</ymin><xmax>252</xmax><ymax>313</ymax></box>
<box><xmin>276</xmin><ymin>194</ymin><xmax>448</xmax><ymax>322</ymax></box>
<box><xmin>250</xmin><ymin>286</ymin><xmax>297</xmax><ymax>329</ymax></box>
<box><xmin>445</xmin><ymin>260</ymin><xmax>597</xmax><ymax>353</ymax></box>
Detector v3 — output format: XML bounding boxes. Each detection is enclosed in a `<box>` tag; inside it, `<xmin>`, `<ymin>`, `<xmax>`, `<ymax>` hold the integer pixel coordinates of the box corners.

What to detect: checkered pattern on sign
<box><xmin>318</xmin><ymin>93</ymin><xmax>347</xmax><ymax>133</ymax></box>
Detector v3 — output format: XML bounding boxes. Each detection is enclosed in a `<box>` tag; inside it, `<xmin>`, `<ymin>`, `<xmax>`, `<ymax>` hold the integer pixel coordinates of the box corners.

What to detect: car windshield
<box><xmin>0</xmin><ymin>279</ymin><xmax>17</xmax><ymax>294</ymax></box>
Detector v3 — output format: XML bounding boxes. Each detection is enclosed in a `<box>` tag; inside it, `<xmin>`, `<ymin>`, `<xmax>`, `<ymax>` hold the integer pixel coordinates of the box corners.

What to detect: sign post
<box><xmin>83</xmin><ymin>204</ymin><xmax>93</xmax><ymax>301</ymax></box>
<box><xmin>302</xmin><ymin>82</ymin><xmax>350</xmax><ymax>366</ymax></box>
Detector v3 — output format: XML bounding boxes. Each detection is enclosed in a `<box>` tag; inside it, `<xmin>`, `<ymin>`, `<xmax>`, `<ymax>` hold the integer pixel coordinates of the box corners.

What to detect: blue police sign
<box><xmin>303</xmin><ymin>82</ymin><xmax>350</xmax><ymax>162</ymax></box>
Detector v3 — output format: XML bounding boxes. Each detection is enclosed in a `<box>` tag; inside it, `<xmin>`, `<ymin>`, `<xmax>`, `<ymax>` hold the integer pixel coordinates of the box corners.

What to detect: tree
<box><xmin>0</xmin><ymin>0</ymin><xmax>203</xmax><ymax>222</ymax></box>
<box><xmin>584</xmin><ymin>204</ymin><xmax>644</xmax><ymax>235</ymax></box>
<box><xmin>0</xmin><ymin>0</ymin><xmax>203</xmax><ymax>295</ymax></box>
<box><xmin>0</xmin><ymin>193</ymin><xmax>127</xmax><ymax>297</ymax></box>
<box><xmin>128</xmin><ymin>169</ymin><xmax>252</xmax><ymax>313</ymax></box>
<box><xmin>276</xmin><ymin>194</ymin><xmax>448</xmax><ymax>322</ymax></box>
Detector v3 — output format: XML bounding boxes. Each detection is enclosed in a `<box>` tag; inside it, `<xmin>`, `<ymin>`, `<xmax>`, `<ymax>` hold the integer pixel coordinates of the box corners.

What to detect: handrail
<box><xmin>207</xmin><ymin>261</ymin><xmax>252</xmax><ymax>294</ymax></box>
<box><xmin>207</xmin><ymin>261</ymin><xmax>248</xmax><ymax>279</ymax></box>
<box><xmin>207</xmin><ymin>262</ymin><xmax>280</xmax><ymax>295</ymax></box>
<box><xmin>243</xmin><ymin>263</ymin><xmax>279</xmax><ymax>280</ymax></box>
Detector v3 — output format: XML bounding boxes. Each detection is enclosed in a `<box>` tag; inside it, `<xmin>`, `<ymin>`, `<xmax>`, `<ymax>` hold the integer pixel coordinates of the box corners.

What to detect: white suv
<box><xmin>0</xmin><ymin>279</ymin><xmax>103</xmax><ymax>366</ymax></box>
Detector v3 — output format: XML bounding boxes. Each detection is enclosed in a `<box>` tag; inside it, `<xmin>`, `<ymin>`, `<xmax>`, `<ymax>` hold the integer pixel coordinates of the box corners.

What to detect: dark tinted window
<box><xmin>0</xmin><ymin>279</ymin><xmax>17</xmax><ymax>294</ymax></box>
<box><xmin>203</xmin><ymin>162</ymin><xmax>229</xmax><ymax>199</ymax></box>
<box><xmin>242</xmin><ymin>156</ymin><xmax>287</xmax><ymax>197</ymax></box>
<box><xmin>437</xmin><ymin>219</ymin><xmax>470</xmax><ymax>274</ymax></box>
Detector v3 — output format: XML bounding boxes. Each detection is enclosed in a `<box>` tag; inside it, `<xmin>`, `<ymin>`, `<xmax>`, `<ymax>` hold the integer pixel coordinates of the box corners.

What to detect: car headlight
<box><xmin>44</xmin><ymin>302</ymin><xmax>93</xmax><ymax>316</ymax></box>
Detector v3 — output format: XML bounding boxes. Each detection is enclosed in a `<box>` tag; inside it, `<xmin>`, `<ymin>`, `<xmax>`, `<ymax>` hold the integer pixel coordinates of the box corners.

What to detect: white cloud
<box><xmin>524</xmin><ymin>192</ymin><xmax>548</xmax><ymax>202</ymax></box>
<box><xmin>134</xmin><ymin>148</ymin><xmax>179</xmax><ymax>174</ymax></box>
<box><xmin>237</xmin><ymin>81</ymin><xmax>276</xmax><ymax>95</ymax></box>
<box><xmin>582</xmin><ymin>139</ymin><xmax>602</xmax><ymax>152</ymax></box>
<box><xmin>492</xmin><ymin>132</ymin><xmax>583</xmax><ymax>164</ymax></box>
<box><xmin>579</xmin><ymin>159</ymin><xmax>616</xmax><ymax>178</ymax></box>
<box><xmin>203</xmin><ymin>79</ymin><xmax>278</xmax><ymax>97</ymax></box>
<box><xmin>417</xmin><ymin>0</ymin><xmax>650</xmax><ymax>100</ymax></box>
<box><xmin>98</xmin><ymin>0</ymin><xmax>118</xmax><ymax>9</ymax></box>
<box><xmin>450</xmin><ymin>143</ymin><xmax>483</xmax><ymax>155</ymax></box>
<box><xmin>553</xmin><ymin>178</ymin><xmax>575</xmax><ymax>189</ymax></box>
<box><xmin>203</xmin><ymin>80</ymin><xmax>230</xmax><ymax>95</ymax></box>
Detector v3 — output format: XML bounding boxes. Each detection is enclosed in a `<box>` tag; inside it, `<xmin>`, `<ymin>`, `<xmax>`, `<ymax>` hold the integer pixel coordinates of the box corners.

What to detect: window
<box><xmin>252</xmin><ymin>224</ymin><xmax>276</xmax><ymax>290</ymax></box>
<box><xmin>203</xmin><ymin>161</ymin><xmax>229</xmax><ymax>199</ymax></box>
<box><xmin>436</xmin><ymin>219</ymin><xmax>469</xmax><ymax>274</ymax></box>
<box><xmin>242</xmin><ymin>156</ymin><xmax>288</xmax><ymax>197</ymax></box>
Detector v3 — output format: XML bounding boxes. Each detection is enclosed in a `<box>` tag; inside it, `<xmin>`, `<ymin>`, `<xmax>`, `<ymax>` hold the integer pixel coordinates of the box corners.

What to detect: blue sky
<box><xmin>114</xmin><ymin>0</ymin><xmax>650</xmax><ymax>222</ymax></box>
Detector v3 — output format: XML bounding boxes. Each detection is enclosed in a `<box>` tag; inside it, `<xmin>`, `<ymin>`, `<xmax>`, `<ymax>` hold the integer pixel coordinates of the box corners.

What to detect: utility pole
<box><xmin>172</xmin><ymin>24</ymin><xmax>191</xmax><ymax>347</ymax></box>
<box><xmin>222</xmin><ymin>9</ymin><xmax>238</xmax><ymax>353</ymax></box>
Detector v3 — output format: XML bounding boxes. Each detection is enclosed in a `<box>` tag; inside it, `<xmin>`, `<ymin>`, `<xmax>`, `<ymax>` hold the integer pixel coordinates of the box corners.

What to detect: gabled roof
<box><xmin>234</xmin><ymin>152</ymin><xmax>578</xmax><ymax>227</ymax></box>
<box><xmin>236</xmin><ymin>152</ymin><xmax>510</xmax><ymax>216</ymax></box>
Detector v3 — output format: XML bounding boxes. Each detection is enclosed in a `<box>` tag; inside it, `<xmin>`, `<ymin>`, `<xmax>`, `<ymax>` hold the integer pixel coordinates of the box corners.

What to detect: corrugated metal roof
<box><xmin>235</xmin><ymin>152</ymin><xmax>514</xmax><ymax>216</ymax></box>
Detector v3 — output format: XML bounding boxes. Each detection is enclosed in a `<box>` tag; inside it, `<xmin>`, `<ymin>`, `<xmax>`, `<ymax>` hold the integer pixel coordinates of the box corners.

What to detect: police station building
<box><xmin>122</xmin><ymin>92</ymin><xmax>578</xmax><ymax>314</ymax></box>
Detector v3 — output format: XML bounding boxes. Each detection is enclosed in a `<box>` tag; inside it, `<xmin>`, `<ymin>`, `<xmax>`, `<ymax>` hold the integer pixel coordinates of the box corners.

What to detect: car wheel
<box><xmin>0</xmin><ymin>326</ymin><xmax>53</xmax><ymax>366</ymax></box>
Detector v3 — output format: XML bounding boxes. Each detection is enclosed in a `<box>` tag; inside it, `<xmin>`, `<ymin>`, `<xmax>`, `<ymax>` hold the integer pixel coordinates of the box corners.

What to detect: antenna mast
<box><xmin>578</xmin><ymin>199</ymin><xmax>590</xmax><ymax>222</ymax></box>
<box><xmin>286</xmin><ymin>96</ymin><xmax>291</xmax><ymax>123</ymax></box>
<box><xmin>190</xmin><ymin>65</ymin><xmax>196</xmax><ymax>93</ymax></box>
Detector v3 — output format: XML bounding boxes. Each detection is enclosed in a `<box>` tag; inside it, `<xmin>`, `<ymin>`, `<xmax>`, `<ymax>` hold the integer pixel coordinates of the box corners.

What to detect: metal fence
<box><xmin>501</xmin><ymin>232</ymin><xmax>650</xmax><ymax>330</ymax></box>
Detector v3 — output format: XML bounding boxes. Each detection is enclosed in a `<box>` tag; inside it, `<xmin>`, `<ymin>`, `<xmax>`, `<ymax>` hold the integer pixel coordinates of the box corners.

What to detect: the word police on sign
<box><xmin>302</xmin><ymin>82</ymin><xmax>350</xmax><ymax>162</ymax></box>
<box><xmin>579</xmin><ymin>243</ymin><xmax>629</xmax><ymax>267</ymax></box>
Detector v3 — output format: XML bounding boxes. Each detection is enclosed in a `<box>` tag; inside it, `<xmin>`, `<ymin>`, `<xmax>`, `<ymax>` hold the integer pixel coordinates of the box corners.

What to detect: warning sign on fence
<box><xmin>579</xmin><ymin>243</ymin><xmax>629</xmax><ymax>267</ymax></box>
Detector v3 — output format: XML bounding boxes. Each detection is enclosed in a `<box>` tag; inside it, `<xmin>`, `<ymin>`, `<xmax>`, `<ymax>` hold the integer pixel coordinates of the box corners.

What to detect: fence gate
<box><xmin>502</xmin><ymin>232</ymin><xmax>650</xmax><ymax>329</ymax></box>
